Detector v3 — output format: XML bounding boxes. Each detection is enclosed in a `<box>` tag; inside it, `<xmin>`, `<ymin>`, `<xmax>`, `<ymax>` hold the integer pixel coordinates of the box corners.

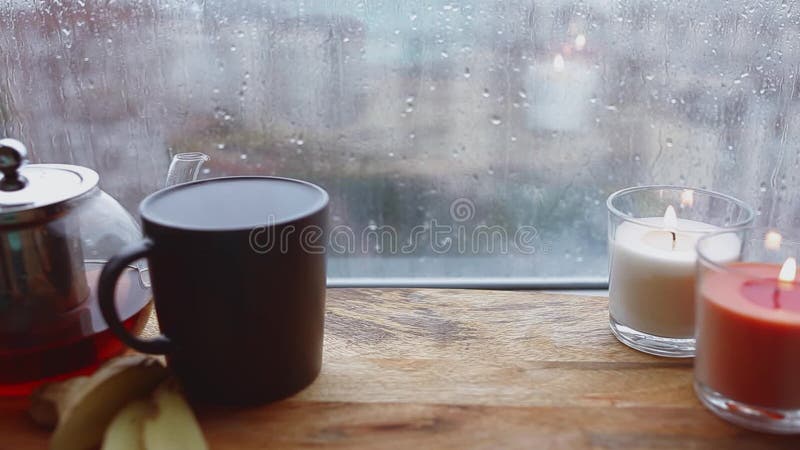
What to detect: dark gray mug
<box><xmin>99</xmin><ymin>176</ymin><xmax>328</xmax><ymax>405</ymax></box>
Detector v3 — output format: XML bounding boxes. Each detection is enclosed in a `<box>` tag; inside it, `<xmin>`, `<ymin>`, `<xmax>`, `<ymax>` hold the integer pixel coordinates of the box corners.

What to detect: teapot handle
<box><xmin>99</xmin><ymin>239</ymin><xmax>172</xmax><ymax>354</ymax></box>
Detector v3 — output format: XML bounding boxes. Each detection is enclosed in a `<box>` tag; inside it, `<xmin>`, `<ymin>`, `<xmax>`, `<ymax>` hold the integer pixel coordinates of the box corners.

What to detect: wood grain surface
<box><xmin>2</xmin><ymin>288</ymin><xmax>799</xmax><ymax>449</ymax></box>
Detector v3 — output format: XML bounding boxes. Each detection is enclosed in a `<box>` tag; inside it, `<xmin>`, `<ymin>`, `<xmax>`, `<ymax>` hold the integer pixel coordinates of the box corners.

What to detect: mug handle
<box><xmin>99</xmin><ymin>239</ymin><xmax>172</xmax><ymax>354</ymax></box>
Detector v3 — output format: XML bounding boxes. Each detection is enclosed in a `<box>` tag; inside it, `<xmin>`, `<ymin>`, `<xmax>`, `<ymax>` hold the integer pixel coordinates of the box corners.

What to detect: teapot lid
<box><xmin>0</xmin><ymin>139</ymin><xmax>99</xmax><ymax>223</ymax></box>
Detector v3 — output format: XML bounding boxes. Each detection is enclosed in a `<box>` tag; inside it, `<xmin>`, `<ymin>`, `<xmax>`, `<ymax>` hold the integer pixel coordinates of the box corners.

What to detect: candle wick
<box><xmin>772</xmin><ymin>287</ymin><xmax>781</xmax><ymax>309</ymax></box>
<box><xmin>670</xmin><ymin>231</ymin><xmax>676</xmax><ymax>250</ymax></box>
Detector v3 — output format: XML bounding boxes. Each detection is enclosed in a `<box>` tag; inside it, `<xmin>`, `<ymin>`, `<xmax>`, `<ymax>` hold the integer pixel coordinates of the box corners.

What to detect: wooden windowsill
<box><xmin>1</xmin><ymin>288</ymin><xmax>797</xmax><ymax>448</ymax></box>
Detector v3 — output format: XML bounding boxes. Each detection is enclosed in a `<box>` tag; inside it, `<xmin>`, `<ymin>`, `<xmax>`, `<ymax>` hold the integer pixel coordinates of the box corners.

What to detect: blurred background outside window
<box><xmin>1</xmin><ymin>0</ymin><xmax>797</xmax><ymax>286</ymax></box>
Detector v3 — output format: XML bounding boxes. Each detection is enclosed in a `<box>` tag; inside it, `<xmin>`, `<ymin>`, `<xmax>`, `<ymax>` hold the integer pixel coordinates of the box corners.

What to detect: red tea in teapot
<box><xmin>0</xmin><ymin>263</ymin><xmax>151</xmax><ymax>396</ymax></box>
<box><xmin>0</xmin><ymin>140</ymin><xmax>205</xmax><ymax>395</ymax></box>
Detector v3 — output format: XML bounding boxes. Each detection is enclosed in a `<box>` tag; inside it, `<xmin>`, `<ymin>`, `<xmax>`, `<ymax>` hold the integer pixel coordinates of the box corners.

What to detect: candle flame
<box><xmin>680</xmin><ymin>189</ymin><xmax>694</xmax><ymax>208</ymax></box>
<box><xmin>553</xmin><ymin>54</ymin><xmax>565</xmax><ymax>72</ymax></box>
<box><xmin>575</xmin><ymin>34</ymin><xmax>586</xmax><ymax>51</ymax></box>
<box><xmin>764</xmin><ymin>230</ymin><xmax>782</xmax><ymax>251</ymax></box>
<box><xmin>663</xmin><ymin>205</ymin><xmax>677</xmax><ymax>230</ymax></box>
<box><xmin>779</xmin><ymin>257</ymin><xmax>797</xmax><ymax>284</ymax></box>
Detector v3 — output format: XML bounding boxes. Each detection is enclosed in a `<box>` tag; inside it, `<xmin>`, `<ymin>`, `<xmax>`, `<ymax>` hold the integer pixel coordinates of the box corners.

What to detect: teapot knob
<box><xmin>0</xmin><ymin>138</ymin><xmax>28</xmax><ymax>192</ymax></box>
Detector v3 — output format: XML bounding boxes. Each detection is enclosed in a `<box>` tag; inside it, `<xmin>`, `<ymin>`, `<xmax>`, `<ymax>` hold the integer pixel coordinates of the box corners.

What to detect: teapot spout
<box><xmin>165</xmin><ymin>152</ymin><xmax>209</xmax><ymax>187</ymax></box>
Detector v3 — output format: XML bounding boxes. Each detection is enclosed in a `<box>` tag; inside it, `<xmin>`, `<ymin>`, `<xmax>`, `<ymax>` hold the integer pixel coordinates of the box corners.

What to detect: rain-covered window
<box><xmin>0</xmin><ymin>1</ymin><xmax>794</xmax><ymax>286</ymax></box>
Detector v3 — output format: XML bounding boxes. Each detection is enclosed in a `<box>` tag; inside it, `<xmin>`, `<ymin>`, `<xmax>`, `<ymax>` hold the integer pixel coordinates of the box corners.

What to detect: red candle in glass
<box><xmin>695</xmin><ymin>258</ymin><xmax>800</xmax><ymax>409</ymax></box>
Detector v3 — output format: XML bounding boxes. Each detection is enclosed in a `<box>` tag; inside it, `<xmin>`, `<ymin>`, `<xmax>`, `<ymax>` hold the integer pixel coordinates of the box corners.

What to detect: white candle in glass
<box><xmin>609</xmin><ymin>205</ymin><xmax>740</xmax><ymax>338</ymax></box>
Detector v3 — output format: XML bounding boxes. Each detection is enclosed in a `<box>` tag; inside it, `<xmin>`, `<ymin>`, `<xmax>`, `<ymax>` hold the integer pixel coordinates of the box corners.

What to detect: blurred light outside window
<box><xmin>0</xmin><ymin>1</ymin><xmax>796</xmax><ymax>287</ymax></box>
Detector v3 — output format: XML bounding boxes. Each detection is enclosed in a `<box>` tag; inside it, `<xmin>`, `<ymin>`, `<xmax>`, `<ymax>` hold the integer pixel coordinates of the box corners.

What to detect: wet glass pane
<box><xmin>0</xmin><ymin>1</ymin><xmax>794</xmax><ymax>283</ymax></box>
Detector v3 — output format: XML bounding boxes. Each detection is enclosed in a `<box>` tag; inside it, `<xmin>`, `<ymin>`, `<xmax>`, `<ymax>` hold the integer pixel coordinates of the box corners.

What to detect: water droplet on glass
<box><xmin>217</xmin><ymin>143</ymin><xmax>226</xmax><ymax>150</ymax></box>
<box><xmin>482</xmin><ymin>88</ymin><xmax>490</xmax><ymax>98</ymax></box>
<box><xmin>202</xmin><ymin>168</ymin><xmax>211</xmax><ymax>175</ymax></box>
<box><xmin>240</xmin><ymin>154</ymin><xmax>248</xmax><ymax>160</ymax></box>
<box><xmin>665</xmin><ymin>138</ymin><xmax>674</xmax><ymax>147</ymax></box>
<box><xmin>441</xmin><ymin>51</ymin><xmax>449</xmax><ymax>58</ymax></box>
<box><xmin>464</xmin><ymin>67</ymin><xmax>471</xmax><ymax>79</ymax></box>
<box><xmin>760</xmin><ymin>182</ymin><xmax>768</xmax><ymax>192</ymax></box>
<box><xmin>490</xmin><ymin>116</ymin><xmax>502</xmax><ymax>125</ymax></box>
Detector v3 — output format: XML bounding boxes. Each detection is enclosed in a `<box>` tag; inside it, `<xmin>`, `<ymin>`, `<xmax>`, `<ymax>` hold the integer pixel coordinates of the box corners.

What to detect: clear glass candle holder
<box><xmin>606</xmin><ymin>185</ymin><xmax>754</xmax><ymax>357</ymax></box>
<box><xmin>695</xmin><ymin>227</ymin><xmax>800</xmax><ymax>434</ymax></box>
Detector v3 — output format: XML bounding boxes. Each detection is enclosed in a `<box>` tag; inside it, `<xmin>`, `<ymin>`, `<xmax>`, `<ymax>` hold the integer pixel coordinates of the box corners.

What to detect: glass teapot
<box><xmin>0</xmin><ymin>139</ymin><xmax>208</xmax><ymax>395</ymax></box>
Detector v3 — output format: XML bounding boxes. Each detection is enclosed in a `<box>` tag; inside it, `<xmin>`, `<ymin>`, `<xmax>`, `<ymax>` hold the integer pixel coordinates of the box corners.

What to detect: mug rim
<box><xmin>140</xmin><ymin>175</ymin><xmax>329</xmax><ymax>232</ymax></box>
